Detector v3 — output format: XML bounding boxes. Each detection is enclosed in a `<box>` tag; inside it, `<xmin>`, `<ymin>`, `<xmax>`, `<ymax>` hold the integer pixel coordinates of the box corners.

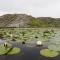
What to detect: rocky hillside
<box><xmin>0</xmin><ymin>14</ymin><xmax>60</xmax><ymax>27</ymax></box>
<box><xmin>0</xmin><ymin>14</ymin><xmax>34</xmax><ymax>27</ymax></box>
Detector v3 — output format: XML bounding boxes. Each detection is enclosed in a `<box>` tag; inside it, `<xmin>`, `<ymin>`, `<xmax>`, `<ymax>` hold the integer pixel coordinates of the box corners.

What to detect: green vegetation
<box><xmin>0</xmin><ymin>28</ymin><xmax>55</xmax><ymax>43</ymax></box>
<box><xmin>0</xmin><ymin>44</ymin><xmax>20</xmax><ymax>55</ymax></box>
<box><xmin>42</xmin><ymin>30</ymin><xmax>55</xmax><ymax>39</ymax></box>
<box><xmin>28</xmin><ymin>18</ymin><xmax>41</xmax><ymax>27</ymax></box>
<box><xmin>0</xmin><ymin>44</ymin><xmax>10</xmax><ymax>55</ymax></box>
<box><xmin>40</xmin><ymin>49</ymin><xmax>59</xmax><ymax>57</ymax></box>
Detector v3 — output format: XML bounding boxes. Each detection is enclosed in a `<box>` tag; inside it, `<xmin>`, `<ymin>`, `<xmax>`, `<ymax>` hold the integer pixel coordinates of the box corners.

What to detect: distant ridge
<box><xmin>0</xmin><ymin>14</ymin><xmax>60</xmax><ymax>27</ymax></box>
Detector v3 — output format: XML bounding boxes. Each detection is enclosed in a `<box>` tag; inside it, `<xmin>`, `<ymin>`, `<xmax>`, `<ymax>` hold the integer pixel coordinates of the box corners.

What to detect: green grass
<box><xmin>40</xmin><ymin>49</ymin><xmax>59</xmax><ymax>57</ymax></box>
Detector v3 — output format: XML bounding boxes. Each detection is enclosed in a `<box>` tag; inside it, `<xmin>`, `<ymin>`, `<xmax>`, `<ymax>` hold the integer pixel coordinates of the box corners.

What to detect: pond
<box><xmin>0</xmin><ymin>28</ymin><xmax>60</xmax><ymax>60</ymax></box>
<box><xmin>0</xmin><ymin>42</ymin><xmax>59</xmax><ymax>60</ymax></box>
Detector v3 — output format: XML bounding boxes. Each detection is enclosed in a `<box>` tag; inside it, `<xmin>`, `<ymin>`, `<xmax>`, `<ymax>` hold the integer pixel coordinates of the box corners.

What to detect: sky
<box><xmin>0</xmin><ymin>0</ymin><xmax>60</xmax><ymax>18</ymax></box>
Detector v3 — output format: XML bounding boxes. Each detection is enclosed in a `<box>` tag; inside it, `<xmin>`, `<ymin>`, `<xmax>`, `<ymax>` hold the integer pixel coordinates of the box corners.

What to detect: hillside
<box><xmin>0</xmin><ymin>14</ymin><xmax>60</xmax><ymax>27</ymax></box>
<box><xmin>0</xmin><ymin>14</ymin><xmax>34</xmax><ymax>27</ymax></box>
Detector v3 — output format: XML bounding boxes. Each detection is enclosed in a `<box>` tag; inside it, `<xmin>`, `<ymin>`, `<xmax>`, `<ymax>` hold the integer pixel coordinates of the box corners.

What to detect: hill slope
<box><xmin>0</xmin><ymin>14</ymin><xmax>60</xmax><ymax>27</ymax></box>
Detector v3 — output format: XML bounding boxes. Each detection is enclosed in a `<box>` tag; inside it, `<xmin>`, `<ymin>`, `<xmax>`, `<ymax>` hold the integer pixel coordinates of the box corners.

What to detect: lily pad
<box><xmin>40</xmin><ymin>49</ymin><xmax>59</xmax><ymax>57</ymax></box>
<box><xmin>0</xmin><ymin>45</ymin><xmax>10</xmax><ymax>55</ymax></box>
<box><xmin>0</xmin><ymin>44</ymin><xmax>20</xmax><ymax>55</ymax></box>
<box><xmin>8</xmin><ymin>48</ymin><xmax>20</xmax><ymax>55</ymax></box>
<box><xmin>48</xmin><ymin>45</ymin><xmax>60</xmax><ymax>51</ymax></box>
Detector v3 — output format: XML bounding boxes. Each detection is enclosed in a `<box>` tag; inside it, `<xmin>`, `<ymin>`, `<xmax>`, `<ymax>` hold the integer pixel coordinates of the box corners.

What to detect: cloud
<box><xmin>0</xmin><ymin>0</ymin><xmax>60</xmax><ymax>17</ymax></box>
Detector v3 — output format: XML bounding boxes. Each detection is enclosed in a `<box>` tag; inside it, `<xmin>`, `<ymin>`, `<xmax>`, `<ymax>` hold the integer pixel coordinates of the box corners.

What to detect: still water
<box><xmin>0</xmin><ymin>43</ymin><xmax>60</xmax><ymax>60</ymax></box>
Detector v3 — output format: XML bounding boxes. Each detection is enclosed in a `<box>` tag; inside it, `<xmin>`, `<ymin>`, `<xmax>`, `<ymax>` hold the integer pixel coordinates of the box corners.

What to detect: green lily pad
<box><xmin>40</xmin><ymin>49</ymin><xmax>59</xmax><ymax>57</ymax></box>
<box><xmin>0</xmin><ymin>44</ymin><xmax>20</xmax><ymax>55</ymax></box>
<box><xmin>0</xmin><ymin>45</ymin><xmax>10</xmax><ymax>55</ymax></box>
<box><xmin>48</xmin><ymin>45</ymin><xmax>60</xmax><ymax>51</ymax></box>
<box><xmin>8</xmin><ymin>48</ymin><xmax>20</xmax><ymax>55</ymax></box>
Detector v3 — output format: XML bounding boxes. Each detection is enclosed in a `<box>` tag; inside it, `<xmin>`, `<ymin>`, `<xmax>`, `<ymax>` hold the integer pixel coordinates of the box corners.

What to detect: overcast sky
<box><xmin>0</xmin><ymin>0</ymin><xmax>60</xmax><ymax>18</ymax></box>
